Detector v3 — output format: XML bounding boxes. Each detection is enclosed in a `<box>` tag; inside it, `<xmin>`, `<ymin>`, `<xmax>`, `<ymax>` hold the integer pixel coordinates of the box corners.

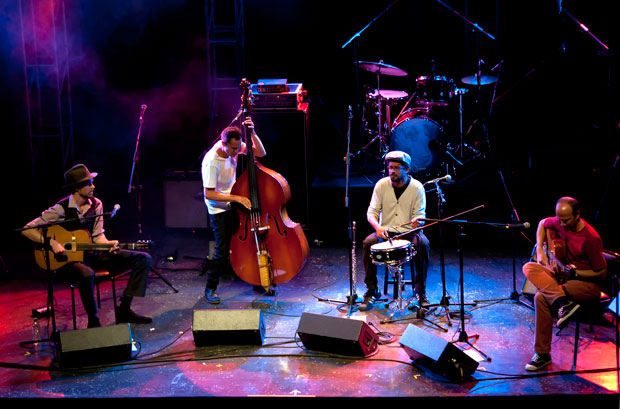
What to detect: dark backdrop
<box><xmin>1</xmin><ymin>0</ymin><xmax>619</xmax><ymax>276</ymax></box>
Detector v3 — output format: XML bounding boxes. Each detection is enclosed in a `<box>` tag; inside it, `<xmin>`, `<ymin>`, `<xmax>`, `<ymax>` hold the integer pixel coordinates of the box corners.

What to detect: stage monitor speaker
<box><xmin>192</xmin><ymin>309</ymin><xmax>265</xmax><ymax>346</ymax></box>
<box><xmin>57</xmin><ymin>324</ymin><xmax>133</xmax><ymax>368</ymax></box>
<box><xmin>163</xmin><ymin>171</ymin><xmax>209</xmax><ymax>229</ymax></box>
<box><xmin>399</xmin><ymin>324</ymin><xmax>478</xmax><ymax>379</ymax></box>
<box><xmin>296</xmin><ymin>312</ymin><xmax>379</xmax><ymax>356</ymax></box>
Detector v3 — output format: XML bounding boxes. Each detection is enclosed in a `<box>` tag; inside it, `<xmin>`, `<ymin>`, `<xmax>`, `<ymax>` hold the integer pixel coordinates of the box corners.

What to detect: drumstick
<box><xmin>391</xmin><ymin>205</ymin><xmax>486</xmax><ymax>239</ymax></box>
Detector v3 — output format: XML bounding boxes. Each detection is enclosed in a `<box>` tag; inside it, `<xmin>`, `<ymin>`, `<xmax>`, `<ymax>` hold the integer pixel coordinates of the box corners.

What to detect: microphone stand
<box><xmin>126</xmin><ymin>104</ymin><xmax>178</xmax><ymax>293</ymax></box>
<box><xmin>397</xmin><ymin>206</ymin><xmax>491</xmax><ymax>360</ymax></box>
<box><xmin>430</xmin><ymin>180</ymin><xmax>457</xmax><ymax>325</ymax></box>
<box><xmin>319</xmin><ymin>107</ymin><xmax>361</xmax><ymax>315</ymax></box>
<box><xmin>128</xmin><ymin>105</ymin><xmax>147</xmax><ymax>235</ymax></box>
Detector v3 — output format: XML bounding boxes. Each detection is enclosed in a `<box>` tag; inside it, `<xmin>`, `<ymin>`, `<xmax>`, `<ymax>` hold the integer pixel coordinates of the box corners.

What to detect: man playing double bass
<box><xmin>201</xmin><ymin>118</ymin><xmax>267</xmax><ymax>304</ymax></box>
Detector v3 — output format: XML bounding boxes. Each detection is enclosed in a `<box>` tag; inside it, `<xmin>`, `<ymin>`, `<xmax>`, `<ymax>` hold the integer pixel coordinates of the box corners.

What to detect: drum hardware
<box><xmin>356</xmin><ymin>60</ymin><xmax>409</xmax><ymax>160</ymax></box>
<box><xmin>370</xmin><ymin>239</ymin><xmax>446</xmax><ymax>330</ymax></box>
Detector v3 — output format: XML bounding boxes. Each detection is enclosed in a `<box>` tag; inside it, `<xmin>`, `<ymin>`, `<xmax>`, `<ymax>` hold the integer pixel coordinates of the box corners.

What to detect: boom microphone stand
<box><xmin>127</xmin><ymin>104</ymin><xmax>178</xmax><ymax>293</ymax></box>
<box><xmin>412</xmin><ymin>205</ymin><xmax>491</xmax><ymax>360</ymax></box>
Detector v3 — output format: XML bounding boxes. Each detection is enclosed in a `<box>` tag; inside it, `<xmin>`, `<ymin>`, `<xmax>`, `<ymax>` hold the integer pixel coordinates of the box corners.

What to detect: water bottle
<box><xmin>31</xmin><ymin>317</ymin><xmax>41</xmax><ymax>350</ymax></box>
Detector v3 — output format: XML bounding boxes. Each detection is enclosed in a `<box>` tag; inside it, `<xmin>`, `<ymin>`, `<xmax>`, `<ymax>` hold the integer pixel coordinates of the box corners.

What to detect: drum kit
<box><xmin>357</xmin><ymin>59</ymin><xmax>497</xmax><ymax>177</ymax></box>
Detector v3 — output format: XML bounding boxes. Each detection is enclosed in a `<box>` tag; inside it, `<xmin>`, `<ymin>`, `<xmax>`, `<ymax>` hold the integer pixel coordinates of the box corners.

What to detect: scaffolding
<box><xmin>19</xmin><ymin>0</ymin><xmax>75</xmax><ymax>193</ymax></box>
<box><xmin>205</xmin><ymin>0</ymin><xmax>246</xmax><ymax>138</ymax></box>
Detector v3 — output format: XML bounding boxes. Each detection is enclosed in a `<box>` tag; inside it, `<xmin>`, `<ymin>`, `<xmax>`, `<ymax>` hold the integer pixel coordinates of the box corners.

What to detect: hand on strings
<box><xmin>234</xmin><ymin>195</ymin><xmax>252</xmax><ymax>210</ymax></box>
<box><xmin>242</xmin><ymin>118</ymin><xmax>255</xmax><ymax>130</ymax></box>
<box><xmin>107</xmin><ymin>240</ymin><xmax>120</xmax><ymax>253</ymax></box>
<box><xmin>50</xmin><ymin>239</ymin><xmax>66</xmax><ymax>255</ymax></box>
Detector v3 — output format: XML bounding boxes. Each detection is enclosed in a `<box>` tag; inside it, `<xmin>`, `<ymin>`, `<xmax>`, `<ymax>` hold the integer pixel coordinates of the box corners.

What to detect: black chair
<box><xmin>561</xmin><ymin>249</ymin><xmax>620</xmax><ymax>369</ymax></box>
<box><xmin>69</xmin><ymin>270</ymin><xmax>130</xmax><ymax>329</ymax></box>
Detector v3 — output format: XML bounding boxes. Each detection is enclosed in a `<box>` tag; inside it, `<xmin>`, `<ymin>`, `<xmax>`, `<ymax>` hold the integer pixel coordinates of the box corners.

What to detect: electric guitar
<box><xmin>34</xmin><ymin>225</ymin><xmax>152</xmax><ymax>270</ymax></box>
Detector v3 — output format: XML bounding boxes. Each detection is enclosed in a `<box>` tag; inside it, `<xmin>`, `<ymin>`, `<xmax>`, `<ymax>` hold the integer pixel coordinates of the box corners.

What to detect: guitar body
<box><xmin>545</xmin><ymin>231</ymin><xmax>572</xmax><ymax>283</ymax></box>
<box><xmin>34</xmin><ymin>225</ymin><xmax>151</xmax><ymax>270</ymax></box>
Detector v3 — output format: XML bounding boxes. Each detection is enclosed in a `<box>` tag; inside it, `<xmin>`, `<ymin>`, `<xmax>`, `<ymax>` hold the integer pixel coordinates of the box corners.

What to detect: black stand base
<box><xmin>453</xmin><ymin>329</ymin><xmax>492</xmax><ymax>362</ymax></box>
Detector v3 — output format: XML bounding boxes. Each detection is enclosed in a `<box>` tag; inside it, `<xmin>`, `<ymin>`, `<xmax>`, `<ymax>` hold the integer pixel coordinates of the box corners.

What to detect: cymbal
<box><xmin>461</xmin><ymin>74</ymin><xmax>498</xmax><ymax>86</ymax></box>
<box><xmin>357</xmin><ymin>61</ymin><xmax>408</xmax><ymax>77</ymax></box>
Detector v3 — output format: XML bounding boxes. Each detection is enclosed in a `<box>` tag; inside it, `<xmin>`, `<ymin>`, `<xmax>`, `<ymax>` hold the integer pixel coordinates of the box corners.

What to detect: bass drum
<box><xmin>390</xmin><ymin>108</ymin><xmax>446</xmax><ymax>176</ymax></box>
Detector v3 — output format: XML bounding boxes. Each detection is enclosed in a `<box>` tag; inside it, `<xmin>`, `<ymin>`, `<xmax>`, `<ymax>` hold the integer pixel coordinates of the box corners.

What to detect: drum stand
<box><xmin>380</xmin><ymin>259</ymin><xmax>447</xmax><ymax>332</ymax></box>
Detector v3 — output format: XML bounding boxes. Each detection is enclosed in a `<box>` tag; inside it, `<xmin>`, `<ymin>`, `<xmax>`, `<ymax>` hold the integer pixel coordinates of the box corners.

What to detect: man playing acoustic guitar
<box><xmin>522</xmin><ymin>196</ymin><xmax>607</xmax><ymax>371</ymax></box>
<box><xmin>22</xmin><ymin>164</ymin><xmax>152</xmax><ymax>328</ymax></box>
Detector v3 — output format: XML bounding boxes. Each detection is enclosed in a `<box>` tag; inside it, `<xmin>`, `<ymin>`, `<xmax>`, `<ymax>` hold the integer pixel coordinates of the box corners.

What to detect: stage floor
<box><xmin>0</xmin><ymin>232</ymin><xmax>618</xmax><ymax>403</ymax></box>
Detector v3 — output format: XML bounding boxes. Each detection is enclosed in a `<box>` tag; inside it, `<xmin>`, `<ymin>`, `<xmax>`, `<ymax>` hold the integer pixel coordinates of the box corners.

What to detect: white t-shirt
<box><xmin>201</xmin><ymin>141</ymin><xmax>243</xmax><ymax>215</ymax></box>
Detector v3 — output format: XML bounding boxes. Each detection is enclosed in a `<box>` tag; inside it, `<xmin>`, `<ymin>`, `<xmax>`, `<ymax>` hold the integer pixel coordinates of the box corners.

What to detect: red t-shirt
<box><xmin>543</xmin><ymin>217</ymin><xmax>606</xmax><ymax>271</ymax></box>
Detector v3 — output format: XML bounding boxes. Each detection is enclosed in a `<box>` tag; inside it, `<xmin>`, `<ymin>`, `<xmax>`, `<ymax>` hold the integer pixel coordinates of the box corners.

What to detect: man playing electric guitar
<box><xmin>22</xmin><ymin>164</ymin><xmax>152</xmax><ymax>328</ymax></box>
<box><xmin>522</xmin><ymin>197</ymin><xmax>607</xmax><ymax>371</ymax></box>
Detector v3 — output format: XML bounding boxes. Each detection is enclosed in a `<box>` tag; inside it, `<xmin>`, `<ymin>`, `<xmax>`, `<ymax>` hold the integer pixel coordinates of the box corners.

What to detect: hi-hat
<box><xmin>357</xmin><ymin>61</ymin><xmax>408</xmax><ymax>77</ymax></box>
<box><xmin>461</xmin><ymin>74</ymin><xmax>497</xmax><ymax>86</ymax></box>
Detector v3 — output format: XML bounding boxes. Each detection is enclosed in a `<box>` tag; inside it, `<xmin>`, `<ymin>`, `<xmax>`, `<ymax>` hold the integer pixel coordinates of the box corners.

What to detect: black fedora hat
<box><xmin>63</xmin><ymin>164</ymin><xmax>98</xmax><ymax>188</ymax></box>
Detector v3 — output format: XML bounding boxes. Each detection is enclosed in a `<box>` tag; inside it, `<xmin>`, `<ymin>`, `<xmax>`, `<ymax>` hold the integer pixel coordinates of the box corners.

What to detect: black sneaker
<box><xmin>360</xmin><ymin>289</ymin><xmax>381</xmax><ymax>311</ymax></box>
<box><xmin>525</xmin><ymin>353</ymin><xmax>551</xmax><ymax>371</ymax></box>
<box><xmin>205</xmin><ymin>288</ymin><xmax>221</xmax><ymax>304</ymax></box>
<box><xmin>557</xmin><ymin>301</ymin><xmax>581</xmax><ymax>329</ymax></box>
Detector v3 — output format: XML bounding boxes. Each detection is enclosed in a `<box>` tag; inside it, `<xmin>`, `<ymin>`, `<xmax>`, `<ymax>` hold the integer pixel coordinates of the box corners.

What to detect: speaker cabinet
<box><xmin>57</xmin><ymin>324</ymin><xmax>133</xmax><ymax>367</ymax></box>
<box><xmin>399</xmin><ymin>324</ymin><xmax>478</xmax><ymax>379</ymax></box>
<box><xmin>192</xmin><ymin>309</ymin><xmax>265</xmax><ymax>346</ymax></box>
<box><xmin>296</xmin><ymin>312</ymin><xmax>379</xmax><ymax>356</ymax></box>
<box><xmin>250</xmin><ymin>104</ymin><xmax>310</xmax><ymax>226</ymax></box>
<box><xmin>163</xmin><ymin>171</ymin><xmax>209</xmax><ymax>229</ymax></box>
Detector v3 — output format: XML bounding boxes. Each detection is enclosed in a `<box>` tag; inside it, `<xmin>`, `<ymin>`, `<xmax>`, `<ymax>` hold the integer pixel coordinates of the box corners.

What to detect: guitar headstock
<box><xmin>135</xmin><ymin>239</ymin><xmax>153</xmax><ymax>250</ymax></box>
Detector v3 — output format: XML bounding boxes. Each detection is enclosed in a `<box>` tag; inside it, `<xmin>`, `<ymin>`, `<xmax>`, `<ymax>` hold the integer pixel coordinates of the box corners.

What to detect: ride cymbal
<box><xmin>461</xmin><ymin>74</ymin><xmax>497</xmax><ymax>86</ymax></box>
<box><xmin>357</xmin><ymin>61</ymin><xmax>408</xmax><ymax>77</ymax></box>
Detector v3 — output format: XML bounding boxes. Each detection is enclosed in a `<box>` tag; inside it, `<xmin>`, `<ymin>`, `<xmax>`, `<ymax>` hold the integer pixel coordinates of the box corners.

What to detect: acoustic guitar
<box><xmin>542</xmin><ymin>231</ymin><xmax>575</xmax><ymax>284</ymax></box>
<box><xmin>34</xmin><ymin>225</ymin><xmax>152</xmax><ymax>270</ymax></box>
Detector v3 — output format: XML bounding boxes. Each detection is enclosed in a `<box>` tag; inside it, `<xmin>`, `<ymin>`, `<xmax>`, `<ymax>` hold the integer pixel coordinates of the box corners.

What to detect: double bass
<box><xmin>229</xmin><ymin>79</ymin><xmax>309</xmax><ymax>292</ymax></box>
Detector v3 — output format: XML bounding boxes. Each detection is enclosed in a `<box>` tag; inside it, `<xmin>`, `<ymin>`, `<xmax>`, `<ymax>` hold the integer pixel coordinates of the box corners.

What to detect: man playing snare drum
<box><xmin>360</xmin><ymin>151</ymin><xmax>431</xmax><ymax>311</ymax></box>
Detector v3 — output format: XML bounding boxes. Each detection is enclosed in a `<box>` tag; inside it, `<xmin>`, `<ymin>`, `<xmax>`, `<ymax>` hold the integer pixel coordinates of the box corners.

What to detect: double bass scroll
<box><xmin>229</xmin><ymin>79</ymin><xmax>309</xmax><ymax>291</ymax></box>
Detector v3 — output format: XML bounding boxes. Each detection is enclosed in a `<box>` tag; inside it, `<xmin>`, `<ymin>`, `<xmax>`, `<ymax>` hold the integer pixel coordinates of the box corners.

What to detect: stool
<box><xmin>384</xmin><ymin>257</ymin><xmax>415</xmax><ymax>299</ymax></box>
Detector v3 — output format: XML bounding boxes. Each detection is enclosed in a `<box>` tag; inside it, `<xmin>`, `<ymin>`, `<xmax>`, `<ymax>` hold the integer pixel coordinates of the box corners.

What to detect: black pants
<box><xmin>60</xmin><ymin>249</ymin><xmax>151</xmax><ymax>318</ymax></box>
<box><xmin>205</xmin><ymin>210</ymin><xmax>238</xmax><ymax>291</ymax></box>
<box><xmin>362</xmin><ymin>231</ymin><xmax>430</xmax><ymax>295</ymax></box>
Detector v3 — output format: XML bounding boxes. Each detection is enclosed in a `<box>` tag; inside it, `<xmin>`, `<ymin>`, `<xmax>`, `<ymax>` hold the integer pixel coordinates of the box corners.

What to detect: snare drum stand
<box><xmin>381</xmin><ymin>258</ymin><xmax>447</xmax><ymax>332</ymax></box>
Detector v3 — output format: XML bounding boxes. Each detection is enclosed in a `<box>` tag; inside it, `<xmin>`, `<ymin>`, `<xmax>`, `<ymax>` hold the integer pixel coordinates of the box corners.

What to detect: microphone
<box><xmin>139</xmin><ymin>104</ymin><xmax>147</xmax><ymax>122</ymax></box>
<box><xmin>503</xmin><ymin>222</ymin><xmax>530</xmax><ymax>229</ymax></box>
<box><xmin>424</xmin><ymin>174</ymin><xmax>452</xmax><ymax>185</ymax></box>
<box><xmin>110</xmin><ymin>204</ymin><xmax>121</xmax><ymax>218</ymax></box>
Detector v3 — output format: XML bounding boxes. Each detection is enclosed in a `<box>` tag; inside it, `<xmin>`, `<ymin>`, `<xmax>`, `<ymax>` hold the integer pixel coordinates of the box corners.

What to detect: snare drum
<box><xmin>370</xmin><ymin>239</ymin><xmax>413</xmax><ymax>265</ymax></box>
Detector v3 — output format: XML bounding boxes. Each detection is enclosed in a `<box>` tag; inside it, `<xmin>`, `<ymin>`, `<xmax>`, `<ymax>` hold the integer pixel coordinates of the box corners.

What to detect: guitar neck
<box><xmin>73</xmin><ymin>243</ymin><xmax>143</xmax><ymax>251</ymax></box>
